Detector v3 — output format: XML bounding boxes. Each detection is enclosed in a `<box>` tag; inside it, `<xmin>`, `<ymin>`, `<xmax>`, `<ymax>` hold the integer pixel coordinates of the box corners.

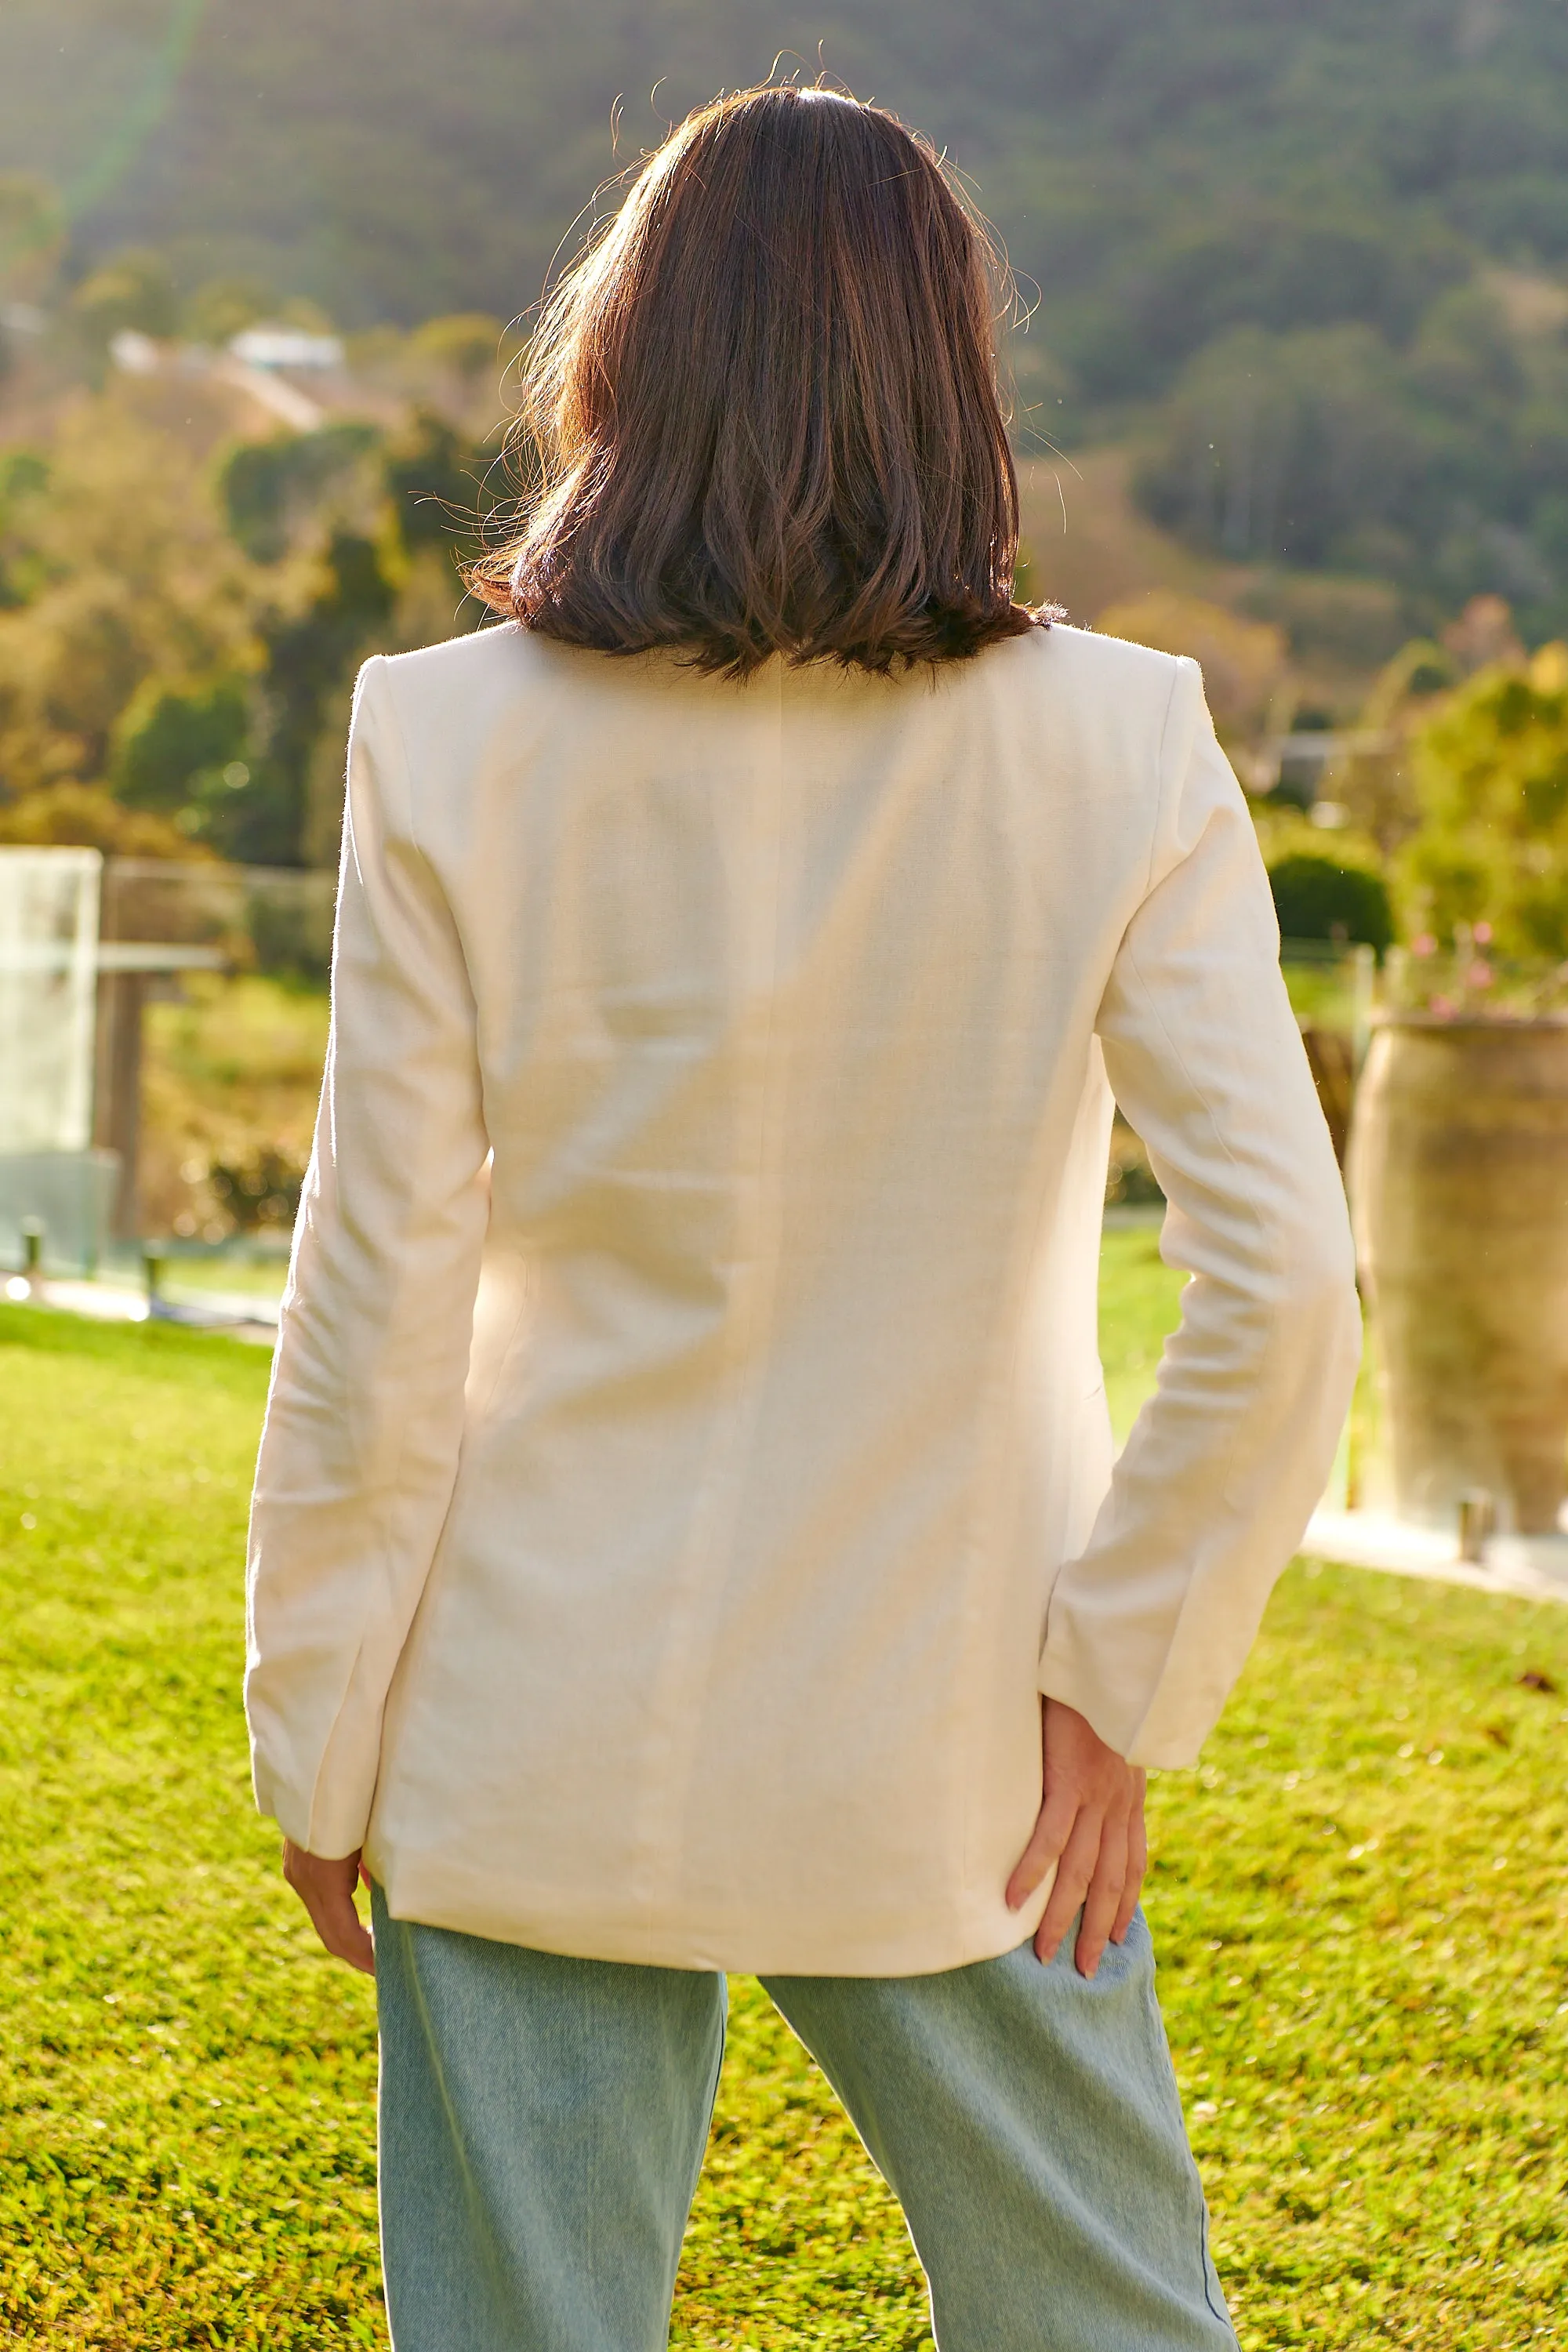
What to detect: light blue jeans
<box><xmin>372</xmin><ymin>1887</ymin><xmax>1236</xmax><ymax>2352</ymax></box>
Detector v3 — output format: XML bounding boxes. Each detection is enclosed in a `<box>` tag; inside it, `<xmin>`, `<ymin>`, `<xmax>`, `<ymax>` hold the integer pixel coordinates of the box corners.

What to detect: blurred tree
<box><xmin>1441</xmin><ymin>591</ymin><xmax>1525</xmax><ymax>673</ymax></box>
<box><xmin>183</xmin><ymin>274</ymin><xmax>278</xmax><ymax>347</ymax></box>
<box><xmin>1533</xmin><ymin>494</ymin><xmax>1568</xmax><ymax>600</ymax></box>
<box><xmin>1136</xmin><ymin>286</ymin><xmax>1568</xmax><ymax>637</ymax></box>
<box><xmin>401</xmin><ymin>314</ymin><xmax>528</xmax><ymax>434</ymax></box>
<box><xmin>69</xmin><ymin>246</ymin><xmax>182</xmax><ymax>350</ymax></box>
<box><xmin>1406</xmin><ymin>284</ymin><xmax>1523</xmax><ymax>418</ymax></box>
<box><xmin>0</xmin><ymin>779</ymin><xmax>208</xmax><ymax>858</ymax></box>
<box><xmin>0</xmin><ymin>449</ymin><xmax>49</xmax><ymax>608</ymax></box>
<box><xmin>218</xmin><ymin>420</ymin><xmax>381</xmax><ymax>562</ymax></box>
<box><xmin>1328</xmin><ymin>637</ymin><xmax>1459</xmax><ymax>858</ymax></box>
<box><xmin>409</xmin><ymin>313</ymin><xmax>512</xmax><ymax>387</ymax></box>
<box><xmin>1400</xmin><ymin>644</ymin><xmax>1568</xmax><ymax>956</ymax></box>
<box><xmin>274</xmin><ymin>295</ymin><xmax>338</xmax><ymax>336</ymax></box>
<box><xmin>0</xmin><ymin>397</ymin><xmax>259</xmax><ymax>806</ymax></box>
<box><xmin>1136</xmin><ymin>324</ymin><xmax>1417</xmax><ymax>572</ymax></box>
<box><xmin>0</xmin><ymin>172</ymin><xmax>64</xmax><ymax>302</ymax></box>
<box><xmin>202</xmin><ymin>408</ymin><xmax>499</xmax><ymax>863</ymax></box>
<box><xmin>111</xmin><ymin>676</ymin><xmax>253</xmax><ymax>815</ymax></box>
<box><xmin>384</xmin><ymin>405</ymin><xmax>488</xmax><ymax>554</ymax></box>
<box><xmin>230</xmin><ymin>528</ymin><xmax>397</xmax><ymax>866</ymax></box>
<box><xmin>1076</xmin><ymin>209</ymin><xmax>1468</xmax><ymax>400</ymax></box>
<box><xmin>205</xmin><ymin>1146</ymin><xmax>305</xmax><ymax>1235</ymax></box>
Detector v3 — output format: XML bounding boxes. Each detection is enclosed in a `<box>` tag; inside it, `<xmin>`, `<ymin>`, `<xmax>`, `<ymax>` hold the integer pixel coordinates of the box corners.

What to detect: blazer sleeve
<box><xmin>1038</xmin><ymin>657</ymin><xmax>1362</xmax><ymax>1768</ymax></box>
<box><xmin>245</xmin><ymin>655</ymin><xmax>491</xmax><ymax>1856</ymax></box>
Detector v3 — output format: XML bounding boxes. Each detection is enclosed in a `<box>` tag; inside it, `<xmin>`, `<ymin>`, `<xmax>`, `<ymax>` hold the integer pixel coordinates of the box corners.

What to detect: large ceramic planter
<box><xmin>1348</xmin><ymin>1018</ymin><xmax>1568</xmax><ymax>1534</ymax></box>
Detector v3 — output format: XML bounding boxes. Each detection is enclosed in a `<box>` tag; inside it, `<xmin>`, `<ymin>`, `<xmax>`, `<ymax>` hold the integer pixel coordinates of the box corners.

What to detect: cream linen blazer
<box><xmin>246</xmin><ymin>619</ymin><xmax>1359</xmax><ymax>1976</ymax></box>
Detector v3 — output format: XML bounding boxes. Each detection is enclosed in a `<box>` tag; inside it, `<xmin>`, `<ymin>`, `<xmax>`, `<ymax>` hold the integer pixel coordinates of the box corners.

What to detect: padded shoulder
<box><xmin>1030</xmin><ymin>619</ymin><xmax>1187</xmax><ymax>704</ymax></box>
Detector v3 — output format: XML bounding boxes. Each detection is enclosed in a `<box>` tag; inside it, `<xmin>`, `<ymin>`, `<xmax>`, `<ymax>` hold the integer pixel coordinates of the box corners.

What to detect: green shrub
<box><xmin>1400</xmin><ymin>651</ymin><xmax>1568</xmax><ymax>957</ymax></box>
<box><xmin>1268</xmin><ymin>851</ymin><xmax>1394</xmax><ymax>955</ymax></box>
<box><xmin>111</xmin><ymin>677</ymin><xmax>252</xmax><ymax>815</ymax></box>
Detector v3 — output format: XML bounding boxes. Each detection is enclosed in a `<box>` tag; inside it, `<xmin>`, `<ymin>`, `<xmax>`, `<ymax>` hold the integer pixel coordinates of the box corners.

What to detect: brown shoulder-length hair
<box><xmin>467</xmin><ymin>84</ymin><xmax>1041</xmax><ymax>676</ymax></box>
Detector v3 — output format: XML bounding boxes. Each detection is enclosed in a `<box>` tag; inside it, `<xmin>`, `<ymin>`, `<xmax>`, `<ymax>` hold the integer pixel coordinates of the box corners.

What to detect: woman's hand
<box><xmin>1005</xmin><ymin>1697</ymin><xmax>1147</xmax><ymax>1978</ymax></box>
<box><xmin>282</xmin><ymin>1840</ymin><xmax>376</xmax><ymax>1976</ymax></box>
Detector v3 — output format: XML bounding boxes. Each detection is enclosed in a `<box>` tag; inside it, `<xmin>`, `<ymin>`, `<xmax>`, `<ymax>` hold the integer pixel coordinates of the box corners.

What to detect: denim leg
<box><xmin>763</xmin><ymin>1911</ymin><xmax>1236</xmax><ymax>2352</ymax></box>
<box><xmin>372</xmin><ymin>1886</ymin><xmax>727</xmax><ymax>2352</ymax></box>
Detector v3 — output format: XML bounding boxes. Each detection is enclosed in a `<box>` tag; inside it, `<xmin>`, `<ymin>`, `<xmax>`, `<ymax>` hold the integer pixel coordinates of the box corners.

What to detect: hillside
<box><xmin>2</xmin><ymin>0</ymin><xmax>1568</xmax><ymax>880</ymax></box>
<box><xmin>0</xmin><ymin>0</ymin><xmax>1566</xmax><ymax>372</ymax></box>
<box><xmin>5</xmin><ymin>3</ymin><xmax>1568</xmax><ymax>642</ymax></box>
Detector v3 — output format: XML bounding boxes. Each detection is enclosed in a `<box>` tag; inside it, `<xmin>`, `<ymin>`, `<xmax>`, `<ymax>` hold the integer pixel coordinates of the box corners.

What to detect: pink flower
<box><xmin>1412</xmin><ymin>934</ymin><xmax>1436</xmax><ymax>956</ymax></box>
<box><xmin>1430</xmin><ymin>994</ymin><xmax>1455</xmax><ymax>1019</ymax></box>
<box><xmin>1473</xmin><ymin>921</ymin><xmax>1493</xmax><ymax>946</ymax></box>
<box><xmin>1467</xmin><ymin>961</ymin><xmax>1493</xmax><ymax>988</ymax></box>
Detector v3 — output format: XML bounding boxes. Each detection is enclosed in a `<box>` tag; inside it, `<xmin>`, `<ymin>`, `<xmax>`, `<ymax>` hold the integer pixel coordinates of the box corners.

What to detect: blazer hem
<box><xmin>368</xmin><ymin>1851</ymin><xmax>1053</xmax><ymax>1979</ymax></box>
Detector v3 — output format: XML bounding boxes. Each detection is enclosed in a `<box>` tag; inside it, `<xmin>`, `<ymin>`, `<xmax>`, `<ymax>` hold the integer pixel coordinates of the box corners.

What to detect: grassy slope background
<box><xmin>2</xmin><ymin>1250</ymin><xmax>1566</xmax><ymax>2349</ymax></box>
<box><xmin>1</xmin><ymin>1</ymin><xmax>1566</xmax><ymax>350</ymax></box>
<box><xmin>9</xmin><ymin>2</ymin><xmax>1568</xmax><ymax>902</ymax></box>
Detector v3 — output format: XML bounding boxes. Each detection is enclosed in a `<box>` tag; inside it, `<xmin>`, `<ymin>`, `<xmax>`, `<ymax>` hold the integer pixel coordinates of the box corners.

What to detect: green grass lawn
<box><xmin>1098</xmin><ymin>1213</ymin><xmax>1184</xmax><ymax>1446</ymax></box>
<box><xmin>2</xmin><ymin>1235</ymin><xmax>1566</xmax><ymax>2349</ymax></box>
